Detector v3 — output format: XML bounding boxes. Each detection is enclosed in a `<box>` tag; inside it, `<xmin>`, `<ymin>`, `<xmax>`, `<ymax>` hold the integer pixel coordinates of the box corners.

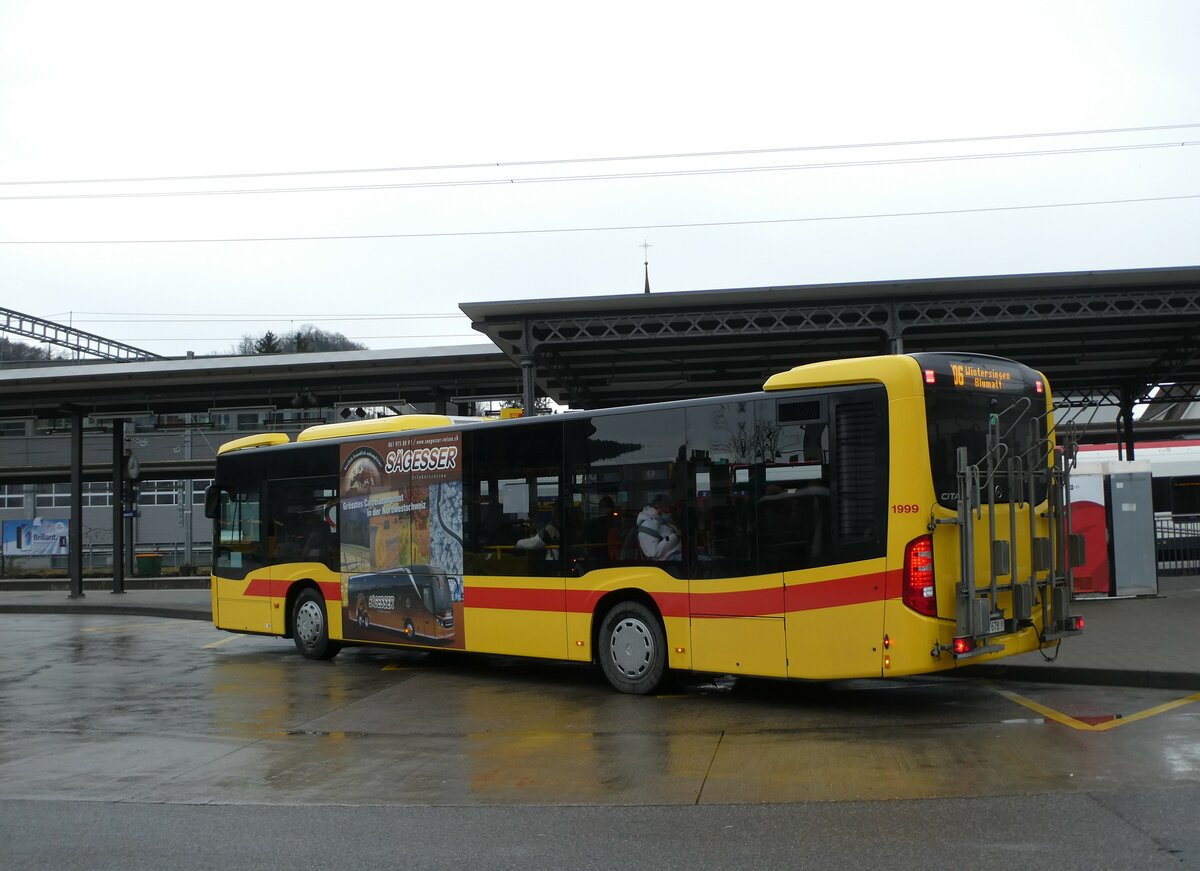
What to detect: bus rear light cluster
<box><xmin>902</xmin><ymin>534</ymin><xmax>937</xmax><ymax>617</ymax></box>
<box><xmin>952</xmin><ymin>636</ymin><xmax>975</xmax><ymax>656</ymax></box>
<box><xmin>1067</xmin><ymin>615</ymin><xmax>1084</xmax><ymax>631</ymax></box>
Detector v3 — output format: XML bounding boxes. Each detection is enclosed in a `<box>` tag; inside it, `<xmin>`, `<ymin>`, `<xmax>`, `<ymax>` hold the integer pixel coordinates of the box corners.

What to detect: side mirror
<box><xmin>203</xmin><ymin>484</ymin><xmax>222</xmax><ymax>520</ymax></box>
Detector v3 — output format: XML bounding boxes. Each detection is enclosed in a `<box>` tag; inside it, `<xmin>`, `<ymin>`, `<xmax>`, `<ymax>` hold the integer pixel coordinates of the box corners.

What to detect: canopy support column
<box><xmin>68</xmin><ymin>408</ymin><xmax>84</xmax><ymax>599</ymax></box>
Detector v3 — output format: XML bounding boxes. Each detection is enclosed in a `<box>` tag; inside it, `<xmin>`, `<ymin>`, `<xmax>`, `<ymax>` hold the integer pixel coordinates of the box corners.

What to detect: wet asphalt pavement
<box><xmin>1</xmin><ymin>612</ymin><xmax>1198</xmax><ymax>868</ymax></box>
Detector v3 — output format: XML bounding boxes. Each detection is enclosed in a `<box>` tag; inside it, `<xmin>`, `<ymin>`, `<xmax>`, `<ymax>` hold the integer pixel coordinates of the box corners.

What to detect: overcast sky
<box><xmin>0</xmin><ymin>1</ymin><xmax>1197</xmax><ymax>358</ymax></box>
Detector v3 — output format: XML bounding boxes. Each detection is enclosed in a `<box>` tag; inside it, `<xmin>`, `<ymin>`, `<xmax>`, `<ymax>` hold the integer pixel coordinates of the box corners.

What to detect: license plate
<box><xmin>988</xmin><ymin>616</ymin><xmax>1006</xmax><ymax>635</ymax></box>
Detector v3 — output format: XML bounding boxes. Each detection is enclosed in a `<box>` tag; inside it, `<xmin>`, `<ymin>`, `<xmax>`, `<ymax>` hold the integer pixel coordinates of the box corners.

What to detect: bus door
<box><xmin>778</xmin><ymin>390</ymin><xmax>889</xmax><ymax>680</ymax></box>
<box><xmin>264</xmin><ymin>476</ymin><xmax>340</xmax><ymax>634</ymax></box>
<box><xmin>686</xmin><ymin>400</ymin><xmax>787</xmax><ymax>678</ymax></box>
<box><xmin>463</xmin><ymin>423</ymin><xmax>568</xmax><ymax>660</ymax></box>
<box><xmin>208</xmin><ymin>474</ymin><xmax>273</xmax><ymax>634</ymax></box>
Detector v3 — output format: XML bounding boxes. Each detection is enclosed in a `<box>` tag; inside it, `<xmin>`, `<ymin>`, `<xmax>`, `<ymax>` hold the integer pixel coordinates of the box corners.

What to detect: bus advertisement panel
<box><xmin>338</xmin><ymin>430</ymin><xmax>465</xmax><ymax>648</ymax></box>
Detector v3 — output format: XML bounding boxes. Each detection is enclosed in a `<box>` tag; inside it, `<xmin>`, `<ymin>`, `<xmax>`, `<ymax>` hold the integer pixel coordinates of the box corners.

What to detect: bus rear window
<box><xmin>921</xmin><ymin>386</ymin><xmax>1046</xmax><ymax>508</ymax></box>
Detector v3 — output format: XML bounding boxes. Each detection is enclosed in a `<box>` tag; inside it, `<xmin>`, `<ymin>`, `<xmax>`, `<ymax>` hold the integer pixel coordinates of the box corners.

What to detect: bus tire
<box><xmin>598</xmin><ymin>601</ymin><xmax>666</xmax><ymax>695</ymax></box>
<box><xmin>293</xmin><ymin>587</ymin><xmax>342</xmax><ymax>660</ymax></box>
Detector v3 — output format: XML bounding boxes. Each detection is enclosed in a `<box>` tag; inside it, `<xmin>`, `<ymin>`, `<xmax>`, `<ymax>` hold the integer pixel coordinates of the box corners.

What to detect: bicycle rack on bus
<box><xmin>940</xmin><ymin>411</ymin><xmax>1085</xmax><ymax>661</ymax></box>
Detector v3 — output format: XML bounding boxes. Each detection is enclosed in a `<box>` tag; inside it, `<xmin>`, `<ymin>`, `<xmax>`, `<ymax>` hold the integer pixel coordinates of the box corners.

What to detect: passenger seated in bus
<box><xmin>515</xmin><ymin>521</ymin><xmax>559</xmax><ymax>553</ymax></box>
<box><xmin>635</xmin><ymin>494</ymin><xmax>682</xmax><ymax>561</ymax></box>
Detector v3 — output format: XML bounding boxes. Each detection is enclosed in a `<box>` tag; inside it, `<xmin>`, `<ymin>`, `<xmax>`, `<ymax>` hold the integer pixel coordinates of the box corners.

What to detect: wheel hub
<box><xmin>609</xmin><ymin>617</ymin><xmax>653</xmax><ymax>677</ymax></box>
<box><xmin>296</xmin><ymin>600</ymin><xmax>323</xmax><ymax>647</ymax></box>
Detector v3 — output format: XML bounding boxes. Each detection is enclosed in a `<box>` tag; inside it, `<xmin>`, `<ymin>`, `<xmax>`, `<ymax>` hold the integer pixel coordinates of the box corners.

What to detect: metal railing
<box><xmin>1</xmin><ymin>542</ymin><xmax>213</xmax><ymax>577</ymax></box>
<box><xmin>1156</xmin><ymin>514</ymin><xmax>1200</xmax><ymax>575</ymax></box>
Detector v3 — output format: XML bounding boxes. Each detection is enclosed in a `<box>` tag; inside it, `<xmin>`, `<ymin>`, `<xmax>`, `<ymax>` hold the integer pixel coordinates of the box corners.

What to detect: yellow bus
<box><xmin>205</xmin><ymin>352</ymin><xmax>1082</xmax><ymax>694</ymax></box>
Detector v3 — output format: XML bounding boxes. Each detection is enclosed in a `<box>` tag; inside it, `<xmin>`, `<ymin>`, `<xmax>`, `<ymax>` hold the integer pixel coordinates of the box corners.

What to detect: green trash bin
<box><xmin>135</xmin><ymin>552</ymin><xmax>163</xmax><ymax>577</ymax></box>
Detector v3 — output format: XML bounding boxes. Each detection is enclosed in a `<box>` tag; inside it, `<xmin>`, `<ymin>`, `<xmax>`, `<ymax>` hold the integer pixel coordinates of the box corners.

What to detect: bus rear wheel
<box><xmin>598</xmin><ymin>601</ymin><xmax>666</xmax><ymax>695</ymax></box>
<box><xmin>293</xmin><ymin>587</ymin><xmax>342</xmax><ymax>660</ymax></box>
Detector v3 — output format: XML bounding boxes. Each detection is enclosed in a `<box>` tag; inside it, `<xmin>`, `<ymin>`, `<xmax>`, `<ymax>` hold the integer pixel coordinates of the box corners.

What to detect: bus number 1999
<box><xmin>892</xmin><ymin>503</ymin><xmax>920</xmax><ymax>514</ymax></box>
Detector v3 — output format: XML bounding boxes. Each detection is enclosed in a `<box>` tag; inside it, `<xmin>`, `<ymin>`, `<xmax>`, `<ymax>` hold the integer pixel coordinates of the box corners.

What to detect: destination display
<box><xmin>950</xmin><ymin>361</ymin><xmax>1016</xmax><ymax>391</ymax></box>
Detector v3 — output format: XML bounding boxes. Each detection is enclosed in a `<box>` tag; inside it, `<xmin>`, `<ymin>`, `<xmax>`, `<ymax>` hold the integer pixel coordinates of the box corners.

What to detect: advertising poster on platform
<box><xmin>2</xmin><ymin>518</ymin><xmax>69</xmax><ymax>557</ymax></box>
<box><xmin>338</xmin><ymin>430</ymin><xmax>465</xmax><ymax>648</ymax></box>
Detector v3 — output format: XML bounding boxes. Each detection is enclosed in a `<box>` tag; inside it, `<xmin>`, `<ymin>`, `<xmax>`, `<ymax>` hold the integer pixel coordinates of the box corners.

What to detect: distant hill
<box><xmin>235</xmin><ymin>325</ymin><xmax>368</xmax><ymax>355</ymax></box>
<box><xmin>0</xmin><ymin>336</ymin><xmax>55</xmax><ymax>362</ymax></box>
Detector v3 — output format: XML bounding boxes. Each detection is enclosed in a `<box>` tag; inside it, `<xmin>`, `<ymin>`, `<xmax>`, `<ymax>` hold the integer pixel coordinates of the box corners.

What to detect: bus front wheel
<box><xmin>293</xmin><ymin>587</ymin><xmax>342</xmax><ymax>660</ymax></box>
<box><xmin>598</xmin><ymin>601</ymin><xmax>666</xmax><ymax>695</ymax></box>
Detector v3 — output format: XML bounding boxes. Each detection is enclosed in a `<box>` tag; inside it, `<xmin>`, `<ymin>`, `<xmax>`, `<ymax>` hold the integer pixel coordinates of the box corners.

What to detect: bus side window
<box><xmin>267</xmin><ymin>477</ymin><xmax>339</xmax><ymax>571</ymax></box>
<box><xmin>686</xmin><ymin>400</ymin><xmax>763</xmax><ymax>579</ymax></box>
<box><xmin>762</xmin><ymin>400</ymin><xmax>831</xmax><ymax>572</ymax></box>
<box><xmin>565</xmin><ymin>410</ymin><xmax>686</xmax><ymax>577</ymax></box>
<box><xmin>464</xmin><ymin>423</ymin><xmax>565</xmax><ymax>577</ymax></box>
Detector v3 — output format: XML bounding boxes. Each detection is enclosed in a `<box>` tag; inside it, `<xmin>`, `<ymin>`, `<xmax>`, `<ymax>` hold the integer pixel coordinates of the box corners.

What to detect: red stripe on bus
<box><xmin>562</xmin><ymin>589</ymin><xmax>690</xmax><ymax>618</ymax></box>
<box><xmin>465</xmin><ymin>586</ymin><xmax>567</xmax><ymax>612</ymax></box>
<box><xmin>784</xmin><ymin>572</ymin><xmax>888</xmax><ymax>612</ymax></box>
<box><xmin>245</xmin><ymin>578</ymin><xmax>272</xmax><ymax>597</ymax></box>
<box><xmin>468</xmin><ymin>574</ymin><xmax>889</xmax><ymax>619</ymax></box>
<box><xmin>243</xmin><ymin>578</ymin><xmax>341</xmax><ymax>601</ymax></box>
<box><xmin>466</xmin><ymin>586</ymin><xmax>692</xmax><ymax>619</ymax></box>
<box><xmin>875</xmin><ymin>567</ymin><xmax>904</xmax><ymax>601</ymax></box>
<box><xmin>690</xmin><ymin>586</ymin><xmax>786</xmax><ymax>617</ymax></box>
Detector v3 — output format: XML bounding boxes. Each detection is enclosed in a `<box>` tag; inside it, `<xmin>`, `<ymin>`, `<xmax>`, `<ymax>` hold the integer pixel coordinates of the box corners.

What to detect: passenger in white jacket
<box><xmin>636</xmin><ymin>494</ymin><xmax>682</xmax><ymax>561</ymax></box>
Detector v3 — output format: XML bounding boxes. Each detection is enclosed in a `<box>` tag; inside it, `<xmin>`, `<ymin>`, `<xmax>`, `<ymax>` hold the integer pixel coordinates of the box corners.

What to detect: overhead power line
<box><xmin>55</xmin><ymin>312</ymin><xmax>465</xmax><ymax>322</ymax></box>
<box><xmin>3</xmin><ymin>122</ymin><xmax>1198</xmax><ymax>186</ymax></box>
<box><xmin>2</xmin><ymin>193</ymin><xmax>1197</xmax><ymax>245</ymax></box>
<box><xmin>1</xmin><ymin>140</ymin><xmax>1195</xmax><ymax>201</ymax></box>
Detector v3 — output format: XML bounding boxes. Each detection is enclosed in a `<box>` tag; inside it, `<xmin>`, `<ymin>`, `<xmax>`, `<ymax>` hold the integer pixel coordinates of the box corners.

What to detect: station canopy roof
<box><xmin>0</xmin><ymin>344</ymin><xmax>515</xmax><ymax>418</ymax></box>
<box><xmin>461</xmin><ymin>265</ymin><xmax>1200</xmax><ymax>423</ymax></box>
<box><xmin>0</xmin><ymin>266</ymin><xmax>1197</xmax><ymax>442</ymax></box>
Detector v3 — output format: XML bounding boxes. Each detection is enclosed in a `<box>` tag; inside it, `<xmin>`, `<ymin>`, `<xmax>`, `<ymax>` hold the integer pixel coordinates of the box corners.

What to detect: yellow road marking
<box><xmin>203</xmin><ymin>635</ymin><xmax>243</xmax><ymax>649</ymax></box>
<box><xmin>382</xmin><ymin>662</ymin><xmax>418</xmax><ymax>671</ymax></box>
<box><xmin>1088</xmin><ymin>692</ymin><xmax>1200</xmax><ymax>731</ymax></box>
<box><xmin>81</xmin><ymin>622</ymin><xmax>159</xmax><ymax>633</ymax></box>
<box><xmin>985</xmin><ymin>682</ymin><xmax>1200</xmax><ymax>731</ymax></box>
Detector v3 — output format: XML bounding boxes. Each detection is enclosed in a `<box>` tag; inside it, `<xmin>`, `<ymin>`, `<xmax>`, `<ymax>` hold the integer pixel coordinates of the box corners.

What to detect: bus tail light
<box><xmin>952</xmin><ymin>636</ymin><xmax>975</xmax><ymax>656</ymax></box>
<box><xmin>902</xmin><ymin>534</ymin><xmax>937</xmax><ymax>617</ymax></box>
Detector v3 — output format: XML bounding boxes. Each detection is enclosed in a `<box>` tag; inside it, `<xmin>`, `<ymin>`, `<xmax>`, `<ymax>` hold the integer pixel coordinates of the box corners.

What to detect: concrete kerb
<box><xmin>0</xmin><ymin>601</ymin><xmax>211</xmax><ymax>622</ymax></box>
<box><xmin>960</xmin><ymin>664</ymin><xmax>1200</xmax><ymax>691</ymax></box>
<box><xmin>0</xmin><ymin>581</ymin><xmax>213</xmax><ymax>622</ymax></box>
